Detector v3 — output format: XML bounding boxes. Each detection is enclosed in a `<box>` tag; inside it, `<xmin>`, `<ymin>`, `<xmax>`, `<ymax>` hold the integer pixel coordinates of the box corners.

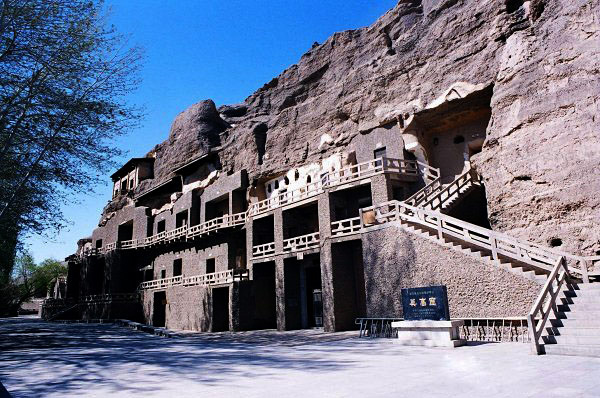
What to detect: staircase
<box><xmin>543</xmin><ymin>282</ymin><xmax>600</xmax><ymax>357</ymax></box>
<box><xmin>406</xmin><ymin>167</ymin><xmax>482</xmax><ymax>214</ymax></box>
<box><xmin>402</xmin><ymin>220</ymin><xmax>548</xmax><ymax>283</ymax></box>
<box><xmin>376</xmin><ymin>166</ymin><xmax>600</xmax><ymax>356</ymax></box>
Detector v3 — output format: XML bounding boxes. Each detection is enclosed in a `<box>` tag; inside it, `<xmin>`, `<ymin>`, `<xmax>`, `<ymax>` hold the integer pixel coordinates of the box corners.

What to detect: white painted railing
<box><xmin>139</xmin><ymin>275</ymin><xmax>183</xmax><ymax>290</ymax></box>
<box><xmin>252</xmin><ymin>242</ymin><xmax>276</xmax><ymax>259</ymax></box>
<box><xmin>120</xmin><ymin>239</ymin><xmax>138</xmax><ymax>249</ymax></box>
<box><xmin>247</xmin><ymin>158</ymin><xmax>419</xmax><ymax>217</ymax></box>
<box><xmin>104</xmin><ymin>242</ymin><xmax>117</xmax><ymax>252</ymax></box>
<box><xmin>165</xmin><ymin>225</ymin><xmax>188</xmax><ymax>241</ymax></box>
<box><xmin>80</xmin><ymin>293</ymin><xmax>140</xmax><ymax>302</ymax></box>
<box><xmin>187</xmin><ymin>211</ymin><xmax>247</xmax><ymax>238</ymax></box>
<box><xmin>282</xmin><ymin>232</ymin><xmax>320</xmax><ymax>253</ymax></box>
<box><xmin>331</xmin><ymin>217</ymin><xmax>362</xmax><ymax>237</ymax></box>
<box><xmin>139</xmin><ymin>270</ymin><xmax>250</xmax><ymax>290</ymax></box>
<box><xmin>182</xmin><ymin>269</ymin><xmax>249</xmax><ymax>287</ymax></box>
<box><xmin>248</xmin><ymin>179</ymin><xmax>323</xmax><ymax>216</ymax></box>
<box><xmin>423</xmin><ymin>168</ymin><xmax>480</xmax><ymax>211</ymax></box>
<box><xmin>527</xmin><ymin>257</ymin><xmax>569</xmax><ymax>354</ymax></box>
<box><xmin>359</xmin><ymin>200</ymin><xmax>594</xmax><ymax>278</ymax></box>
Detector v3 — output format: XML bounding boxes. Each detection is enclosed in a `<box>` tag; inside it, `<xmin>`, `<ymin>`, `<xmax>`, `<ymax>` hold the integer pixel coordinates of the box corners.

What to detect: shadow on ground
<box><xmin>0</xmin><ymin>318</ymin><xmax>368</xmax><ymax>397</ymax></box>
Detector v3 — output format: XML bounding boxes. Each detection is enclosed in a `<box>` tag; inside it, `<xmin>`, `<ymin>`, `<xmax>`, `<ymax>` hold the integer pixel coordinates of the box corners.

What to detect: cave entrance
<box><xmin>117</xmin><ymin>220</ymin><xmax>133</xmax><ymax>242</ymax></box>
<box><xmin>329</xmin><ymin>184</ymin><xmax>373</xmax><ymax>222</ymax></box>
<box><xmin>212</xmin><ymin>287</ymin><xmax>230</xmax><ymax>332</ymax></box>
<box><xmin>331</xmin><ymin>240</ymin><xmax>366</xmax><ymax>331</ymax></box>
<box><xmin>411</xmin><ymin>86</ymin><xmax>493</xmax><ymax>183</ymax></box>
<box><xmin>283</xmin><ymin>254</ymin><xmax>322</xmax><ymax>330</ymax></box>
<box><xmin>153</xmin><ymin>291</ymin><xmax>166</xmax><ymax>327</ymax></box>
<box><xmin>252</xmin><ymin>261</ymin><xmax>277</xmax><ymax>330</ymax></box>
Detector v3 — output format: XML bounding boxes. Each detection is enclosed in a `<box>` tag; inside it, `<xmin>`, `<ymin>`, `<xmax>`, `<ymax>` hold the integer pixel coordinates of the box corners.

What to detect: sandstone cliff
<box><xmin>123</xmin><ymin>0</ymin><xmax>599</xmax><ymax>256</ymax></box>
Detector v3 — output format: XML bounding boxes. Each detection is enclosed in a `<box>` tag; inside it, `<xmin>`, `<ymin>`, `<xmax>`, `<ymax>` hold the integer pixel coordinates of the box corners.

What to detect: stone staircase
<box><xmin>543</xmin><ymin>282</ymin><xmax>600</xmax><ymax>357</ymax></box>
<box><xmin>397</xmin><ymin>165</ymin><xmax>600</xmax><ymax>356</ymax></box>
<box><xmin>402</xmin><ymin>220</ymin><xmax>548</xmax><ymax>284</ymax></box>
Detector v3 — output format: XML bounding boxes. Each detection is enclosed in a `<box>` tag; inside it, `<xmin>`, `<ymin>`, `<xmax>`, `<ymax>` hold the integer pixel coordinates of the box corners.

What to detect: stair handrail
<box><xmin>363</xmin><ymin>200</ymin><xmax>566</xmax><ymax>273</ymax></box>
<box><xmin>405</xmin><ymin>176</ymin><xmax>442</xmax><ymax>207</ymax></box>
<box><xmin>527</xmin><ymin>256</ymin><xmax>569</xmax><ymax>355</ymax></box>
<box><xmin>421</xmin><ymin>167</ymin><xmax>480</xmax><ymax>211</ymax></box>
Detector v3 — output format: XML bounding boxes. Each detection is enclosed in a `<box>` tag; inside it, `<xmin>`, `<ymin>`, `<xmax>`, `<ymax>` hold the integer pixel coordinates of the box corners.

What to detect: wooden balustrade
<box><xmin>282</xmin><ymin>232</ymin><xmax>320</xmax><ymax>253</ymax></box>
<box><xmin>120</xmin><ymin>239</ymin><xmax>138</xmax><ymax>249</ymax></box>
<box><xmin>252</xmin><ymin>242</ymin><xmax>276</xmax><ymax>259</ymax></box>
<box><xmin>247</xmin><ymin>158</ymin><xmax>419</xmax><ymax>217</ymax></box>
<box><xmin>164</xmin><ymin>225</ymin><xmax>187</xmax><ymax>241</ymax></box>
<box><xmin>139</xmin><ymin>275</ymin><xmax>183</xmax><ymax>290</ymax></box>
<box><xmin>527</xmin><ymin>257</ymin><xmax>569</xmax><ymax>354</ymax></box>
<box><xmin>139</xmin><ymin>270</ymin><xmax>250</xmax><ymax>291</ymax></box>
<box><xmin>331</xmin><ymin>217</ymin><xmax>362</xmax><ymax>237</ymax></box>
<box><xmin>80</xmin><ymin>293</ymin><xmax>140</xmax><ymax>302</ymax></box>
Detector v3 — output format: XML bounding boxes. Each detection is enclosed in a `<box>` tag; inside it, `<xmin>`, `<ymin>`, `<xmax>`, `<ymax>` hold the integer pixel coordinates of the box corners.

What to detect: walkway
<box><xmin>0</xmin><ymin>317</ymin><xmax>598</xmax><ymax>397</ymax></box>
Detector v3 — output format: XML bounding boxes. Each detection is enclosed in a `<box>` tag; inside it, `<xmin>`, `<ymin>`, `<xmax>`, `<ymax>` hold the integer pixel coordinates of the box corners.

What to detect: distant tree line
<box><xmin>0</xmin><ymin>250</ymin><xmax>66</xmax><ymax>316</ymax></box>
<box><xmin>0</xmin><ymin>0</ymin><xmax>143</xmax><ymax>298</ymax></box>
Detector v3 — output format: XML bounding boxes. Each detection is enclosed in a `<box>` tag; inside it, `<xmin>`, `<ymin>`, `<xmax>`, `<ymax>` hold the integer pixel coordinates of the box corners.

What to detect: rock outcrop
<box><xmin>120</xmin><ymin>0</ymin><xmax>599</xmax><ymax>255</ymax></box>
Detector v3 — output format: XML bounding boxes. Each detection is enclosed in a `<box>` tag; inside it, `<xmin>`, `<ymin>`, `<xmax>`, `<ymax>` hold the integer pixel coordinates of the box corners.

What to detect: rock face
<box><xmin>126</xmin><ymin>0</ymin><xmax>599</xmax><ymax>255</ymax></box>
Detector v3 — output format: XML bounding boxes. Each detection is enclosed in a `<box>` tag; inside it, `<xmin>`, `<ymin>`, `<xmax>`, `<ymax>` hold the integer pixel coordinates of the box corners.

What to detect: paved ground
<box><xmin>0</xmin><ymin>317</ymin><xmax>599</xmax><ymax>398</ymax></box>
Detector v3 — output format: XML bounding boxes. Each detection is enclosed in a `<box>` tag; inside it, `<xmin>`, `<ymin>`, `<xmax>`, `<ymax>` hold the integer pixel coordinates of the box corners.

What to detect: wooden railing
<box><xmin>182</xmin><ymin>269</ymin><xmax>249</xmax><ymax>287</ymax></box>
<box><xmin>120</xmin><ymin>239</ymin><xmax>138</xmax><ymax>249</ymax></box>
<box><xmin>405</xmin><ymin>176</ymin><xmax>442</xmax><ymax>207</ymax></box>
<box><xmin>165</xmin><ymin>225</ymin><xmax>188</xmax><ymax>241</ymax></box>
<box><xmin>247</xmin><ymin>158</ymin><xmax>419</xmax><ymax>217</ymax></box>
<box><xmin>80</xmin><ymin>293</ymin><xmax>140</xmax><ymax>303</ymax></box>
<box><xmin>416</xmin><ymin>161</ymin><xmax>441</xmax><ymax>183</ymax></box>
<box><xmin>331</xmin><ymin>217</ymin><xmax>362</xmax><ymax>237</ymax></box>
<box><xmin>527</xmin><ymin>257</ymin><xmax>569</xmax><ymax>354</ymax></box>
<box><xmin>359</xmin><ymin>200</ymin><xmax>580</xmax><ymax>276</ymax></box>
<box><xmin>187</xmin><ymin>212</ymin><xmax>246</xmax><ymax>238</ymax></box>
<box><xmin>139</xmin><ymin>275</ymin><xmax>183</xmax><ymax>290</ymax></box>
<box><xmin>105</xmin><ymin>242</ymin><xmax>117</xmax><ymax>252</ymax></box>
<box><xmin>139</xmin><ymin>270</ymin><xmax>250</xmax><ymax>290</ymax></box>
<box><xmin>282</xmin><ymin>232</ymin><xmax>320</xmax><ymax>253</ymax></box>
<box><xmin>252</xmin><ymin>242</ymin><xmax>276</xmax><ymax>259</ymax></box>
<box><xmin>422</xmin><ymin>168</ymin><xmax>480</xmax><ymax>211</ymax></box>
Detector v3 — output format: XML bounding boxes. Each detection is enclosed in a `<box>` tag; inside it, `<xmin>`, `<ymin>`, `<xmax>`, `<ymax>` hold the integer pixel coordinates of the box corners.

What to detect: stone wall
<box><xmin>361</xmin><ymin>224</ymin><xmax>541</xmax><ymax>318</ymax></box>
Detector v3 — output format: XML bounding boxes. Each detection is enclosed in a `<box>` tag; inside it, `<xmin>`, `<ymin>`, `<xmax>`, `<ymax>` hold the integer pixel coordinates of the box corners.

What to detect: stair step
<box><xmin>573</xmin><ymin>283</ymin><xmax>600</xmax><ymax>290</ymax></box>
<box><xmin>552</xmin><ymin>319</ymin><xmax>600</xmax><ymax>328</ymax></box>
<box><xmin>564</xmin><ymin>290</ymin><xmax>600</xmax><ymax>298</ymax></box>
<box><xmin>558</xmin><ymin>303</ymin><xmax>600</xmax><ymax>312</ymax></box>
<box><xmin>546</xmin><ymin>327</ymin><xmax>600</xmax><ymax>337</ymax></box>
<box><xmin>561</xmin><ymin>311</ymin><xmax>600</xmax><ymax>320</ymax></box>
<box><xmin>560</xmin><ymin>297</ymin><xmax>600</xmax><ymax>305</ymax></box>
<box><xmin>544</xmin><ymin>344</ymin><xmax>600</xmax><ymax>357</ymax></box>
<box><xmin>544</xmin><ymin>335</ymin><xmax>600</xmax><ymax>345</ymax></box>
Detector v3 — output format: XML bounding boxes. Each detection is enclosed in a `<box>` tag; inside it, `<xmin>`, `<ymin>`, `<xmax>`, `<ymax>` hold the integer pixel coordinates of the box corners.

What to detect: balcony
<box><xmin>182</xmin><ymin>269</ymin><xmax>249</xmax><ymax>287</ymax></box>
<box><xmin>139</xmin><ymin>270</ymin><xmax>249</xmax><ymax>291</ymax></box>
<box><xmin>331</xmin><ymin>217</ymin><xmax>362</xmax><ymax>237</ymax></box>
<box><xmin>165</xmin><ymin>225</ymin><xmax>187</xmax><ymax>241</ymax></box>
<box><xmin>252</xmin><ymin>242</ymin><xmax>276</xmax><ymax>259</ymax></box>
<box><xmin>282</xmin><ymin>232</ymin><xmax>320</xmax><ymax>254</ymax></box>
<box><xmin>247</xmin><ymin>158</ymin><xmax>419</xmax><ymax>217</ymax></box>
<box><xmin>187</xmin><ymin>212</ymin><xmax>246</xmax><ymax>238</ymax></box>
<box><xmin>139</xmin><ymin>275</ymin><xmax>183</xmax><ymax>290</ymax></box>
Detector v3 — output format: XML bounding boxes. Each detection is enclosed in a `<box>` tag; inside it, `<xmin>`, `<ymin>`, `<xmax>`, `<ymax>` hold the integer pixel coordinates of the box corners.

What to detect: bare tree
<box><xmin>0</xmin><ymin>0</ymin><xmax>143</xmax><ymax>279</ymax></box>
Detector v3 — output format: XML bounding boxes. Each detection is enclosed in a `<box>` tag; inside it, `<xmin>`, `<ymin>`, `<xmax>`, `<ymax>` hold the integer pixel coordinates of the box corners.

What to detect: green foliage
<box><xmin>0</xmin><ymin>0</ymin><xmax>144</xmax><ymax>280</ymax></box>
<box><xmin>0</xmin><ymin>250</ymin><xmax>67</xmax><ymax>316</ymax></box>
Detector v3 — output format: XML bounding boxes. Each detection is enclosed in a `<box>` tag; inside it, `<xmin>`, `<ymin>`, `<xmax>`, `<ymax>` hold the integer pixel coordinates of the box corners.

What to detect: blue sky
<box><xmin>25</xmin><ymin>0</ymin><xmax>397</xmax><ymax>262</ymax></box>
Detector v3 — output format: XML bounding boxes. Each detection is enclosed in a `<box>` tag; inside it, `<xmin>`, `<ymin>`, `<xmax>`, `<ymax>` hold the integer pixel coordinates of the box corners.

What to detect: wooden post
<box><xmin>491</xmin><ymin>236</ymin><xmax>498</xmax><ymax>260</ymax></box>
<box><xmin>436</xmin><ymin>216</ymin><xmax>443</xmax><ymax>240</ymax></box>
<box><xmin>581</xmin><ymin>260</ymin><xmax>590</xmax><ymax>284</ymax></box>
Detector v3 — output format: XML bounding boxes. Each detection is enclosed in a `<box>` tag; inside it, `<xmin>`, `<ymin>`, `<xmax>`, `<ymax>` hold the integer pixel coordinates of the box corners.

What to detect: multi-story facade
<box><xmin>56</xmin><ymin>88</ymin><xmax>569</xmax><ymax>333</ymax></box>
